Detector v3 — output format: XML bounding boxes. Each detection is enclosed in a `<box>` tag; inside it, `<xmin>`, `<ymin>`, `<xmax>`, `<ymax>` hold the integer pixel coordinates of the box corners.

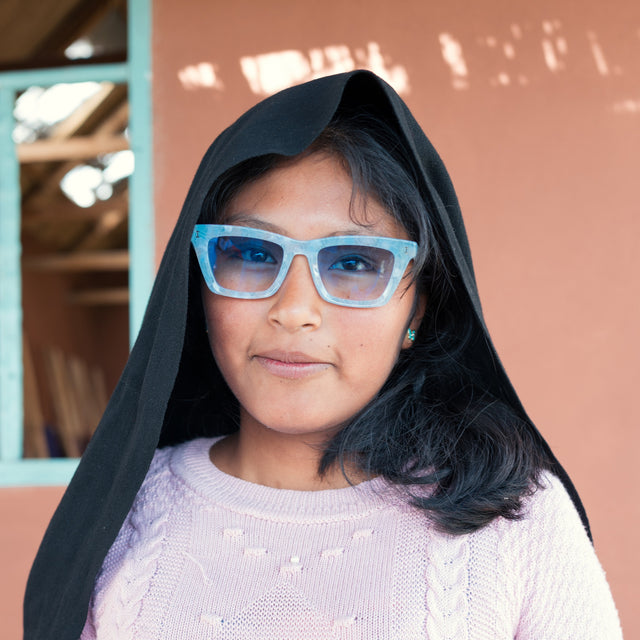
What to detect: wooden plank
<box><xmin>43</xmin><ymin>348</ymin><xmax>108</xmax><ymax>456</ymax></box>
<box><xmin>31</xmin><ymin>0</ymin><xmax>125</xmax><ymax>63</ymax></box>
<box><xmin>91</xmin><ymin>367</ymin><xmax>108</xmax><ymax>415</ymax></box>
<box><xmin>23</xmin><ymin>249</ymin><xmax>129</xmax><ymax>271</ymax></box>
<box><xmin>21</xmin><ymin>87</ymin><xmax>128</xmax><ymax>202</ymax></box>
<box><xmin>95</xmin><ymin>100</ymin><xmax>129</xmax><ymax>136</ymax></box>
<box><xmin>71</xmin><ymin>208</ymin><xmax>127</xmax><ymax>251</ymax></box>
<box><xmin>0</xmin><ymin>0</ymin><xmax>88</xmax><ymax>62</ymax></box>
<box><xmin>22</xmin><ymin>191</ymin><xmax>128</xmax><ymax>225</ymax></box>
<box><xmin>69</xmin><ymin>287</ymin><xmax>129</xmax><ymax>305</ymax></box>
<box><xmin>48</xmin><ymin>82</ymin><xmax>116</xmax><ymax>141</ymax></box>
<box><xmin>17</xmin><ymin>134</ymin><xmax>128</xmax><ymax>163</ymax></box>
<box><xmin>22</xmin><ymin>336</ymin><xmax>49</xmax><ymax>458</ymax></box>
<box><xmin>67</xmin><ymin>356</ymin><xmax>101</xmax><ymax>442</ymax></box>
<box><xmin>43</xmin><ymin>348</ymin><xmax>82</xmax><ymax>458</ymax></box>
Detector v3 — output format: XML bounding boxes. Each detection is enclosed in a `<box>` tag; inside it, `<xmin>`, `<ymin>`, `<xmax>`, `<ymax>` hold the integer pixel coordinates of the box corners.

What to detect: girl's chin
<box><xmin>262</xmin><ymin>424</ymin><xmax>344</xmax><ymax>440</ymax></box>
<box><xmin>239</xmin><ymin>413</ymin><xmax>347</xmax><ymax>441</ymax></box>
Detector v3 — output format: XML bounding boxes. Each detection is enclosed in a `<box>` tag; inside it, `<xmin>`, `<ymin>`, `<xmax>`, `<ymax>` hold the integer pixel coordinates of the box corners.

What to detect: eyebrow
<box><xmin>223</xmin><ymin>213</ymin><xmax>376</xmax><ymax>237</ymax></box>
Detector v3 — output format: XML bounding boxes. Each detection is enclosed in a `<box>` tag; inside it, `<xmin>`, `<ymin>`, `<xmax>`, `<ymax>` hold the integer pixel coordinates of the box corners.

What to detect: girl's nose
<box><xmin>267</xmin><ymin>255</ymin><xmax>323</xmax><ymax>332</ymax></box>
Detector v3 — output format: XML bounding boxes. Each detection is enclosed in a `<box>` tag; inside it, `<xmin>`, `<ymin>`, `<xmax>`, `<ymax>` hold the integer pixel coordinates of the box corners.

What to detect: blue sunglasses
<box><xmin>192</xmin><ymin>224</ymin><xmax>418</xmax><ymax>308</ymax></box>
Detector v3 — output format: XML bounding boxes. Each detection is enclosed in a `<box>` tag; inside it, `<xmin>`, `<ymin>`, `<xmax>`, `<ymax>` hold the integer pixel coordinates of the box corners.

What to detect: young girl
<box><xmin>25</xmin><ymin>70</ymin><xmax>622</xmax><ymax>639</ymax></box>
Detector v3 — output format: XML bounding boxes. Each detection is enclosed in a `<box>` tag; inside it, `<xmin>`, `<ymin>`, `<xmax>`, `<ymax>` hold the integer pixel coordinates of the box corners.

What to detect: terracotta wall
<box><xmin>152</xmin><ymin>0</ymin><xmax>639</xmax><ymax>635</ymax></box>
<box><xmin>0</xmin><ymin>487</ymin><xmax>65</xmax><ymax>640</ymax></box>
<box><xmin>3</xmin><ymin>0</ymin><xmax>637</xmax><ymax>637</ymax></box>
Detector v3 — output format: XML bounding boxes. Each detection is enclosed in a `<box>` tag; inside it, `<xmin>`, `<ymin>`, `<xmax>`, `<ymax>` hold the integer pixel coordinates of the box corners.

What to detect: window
<box><xmin>0</xmin><ymin>0</ymin><xmax>152</xmax><ymax>485</ymax></box>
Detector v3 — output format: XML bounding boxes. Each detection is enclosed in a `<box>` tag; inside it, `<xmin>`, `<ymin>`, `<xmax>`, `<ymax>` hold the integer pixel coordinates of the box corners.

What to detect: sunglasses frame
<box><xmin>192</xmin><ymin>224</ymin><xmax>418</xmax><ymax>308</ymax></box>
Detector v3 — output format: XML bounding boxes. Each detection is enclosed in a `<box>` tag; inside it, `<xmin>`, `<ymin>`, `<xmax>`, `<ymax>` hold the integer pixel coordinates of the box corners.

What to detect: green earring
<box><xmin>407</xmin><ymin>328</ymin><xmax>416</xmax><ymax>342</ymax></box>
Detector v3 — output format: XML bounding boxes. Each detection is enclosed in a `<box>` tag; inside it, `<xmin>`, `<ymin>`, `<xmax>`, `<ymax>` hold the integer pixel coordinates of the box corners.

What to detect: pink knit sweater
<box><xmin>80</xmin><ymin>438</ymin><xmax>622</xmax><ymax>639</ymax></box>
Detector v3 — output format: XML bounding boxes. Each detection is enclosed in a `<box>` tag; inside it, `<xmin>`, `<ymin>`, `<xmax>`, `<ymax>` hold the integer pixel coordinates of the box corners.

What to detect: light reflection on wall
<box><xmin>239</xmin><ymin>42</ymin><xmax>410</xmax><ymax>96</ymax></box>
<box><xmin>439</xmin><ymin>33</ymin><xmax>469</xmax><ymax>90</ymax></box>
<box><xmin>176</xmin><ymin>42</ymin><xmax>409</xmax><ymax>96</ymax></box>
<box><xmin>175</xmin><ymin>22</ymin><xmax>640</xmax><ymax>113</ymax></box>
<box><xmin>178</xmin><ymin>62</ymin><xmax>224</xmax><ymax>91</ymax></box>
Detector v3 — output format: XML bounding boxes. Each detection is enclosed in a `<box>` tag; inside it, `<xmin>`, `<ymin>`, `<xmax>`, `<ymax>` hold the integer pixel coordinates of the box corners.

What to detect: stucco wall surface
<box><xmin>2</xmin><ymin>0</ymin><xmax>637</xmax><ymax>637</ymax></box>
<box><xmin>152</xmin><ymin>0</ymin><xmax>639</xmax><ymax>636</ymax></box>
<box><xmin>0</xmin><ymin>488</ymin><xmax>65</xmax><ymax>639</ymax></box>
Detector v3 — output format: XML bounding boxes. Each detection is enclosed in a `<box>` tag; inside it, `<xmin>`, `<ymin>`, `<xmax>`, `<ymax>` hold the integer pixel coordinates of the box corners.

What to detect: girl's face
<box><xmin>203</xmin><ymin>152</ymin><xmax>424</xmax><ymax>443</ymax></box>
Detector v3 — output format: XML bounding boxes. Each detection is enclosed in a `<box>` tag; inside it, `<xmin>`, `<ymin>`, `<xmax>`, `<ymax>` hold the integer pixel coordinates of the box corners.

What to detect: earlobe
<box><xmin>402</xmin><ymin>292</ymin><xmax>426</xmax><ymax>349</ymax></box>
<box><xmin>402</xmin><ymin>326</ymin><xmax>418</xmax><ymax>349</ymax></box>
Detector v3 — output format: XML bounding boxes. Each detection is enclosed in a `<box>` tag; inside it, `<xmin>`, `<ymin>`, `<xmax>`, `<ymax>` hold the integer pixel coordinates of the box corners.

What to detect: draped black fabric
<box><xmin>23</xmin><ymin>70</ymin><xmax>588</xmax><ymax>640</ymax></box>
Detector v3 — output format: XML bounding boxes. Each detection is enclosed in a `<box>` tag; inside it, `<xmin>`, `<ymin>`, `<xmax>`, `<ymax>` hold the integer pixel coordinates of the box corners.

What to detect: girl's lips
<box><xmin>254</xmin><ymin>354</ymin><xmax>331</xmax><ymax>380</ymax></box>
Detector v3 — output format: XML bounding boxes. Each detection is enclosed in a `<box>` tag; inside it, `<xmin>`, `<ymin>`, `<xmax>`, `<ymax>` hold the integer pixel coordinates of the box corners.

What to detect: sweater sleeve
<box><xmin>513</xmin><ymin>472</ymin><xmax>623</xmax><ymax>639</ymax></box>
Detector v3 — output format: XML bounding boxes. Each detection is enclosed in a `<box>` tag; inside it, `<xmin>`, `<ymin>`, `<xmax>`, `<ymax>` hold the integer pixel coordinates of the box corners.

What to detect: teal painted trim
<box><xmin>0</xmin><ymin>63</ymin><xmax>128</xmax><ymax>90</ymax></box>
<box><xmin>0</xmin><ymin>87</ymin><xmax>23</xmax><ymax>462</ymax></box>
<box><xmin>0</xmin><ymin>459</ymin><xmax>78</xmax><ymax>486</ymax></box>
<box><xmin>0</xmin><ymin>4</ymin><xmax>152</xmax><ymax>484</ymax></box>
<box><xmin>127</xmin><ymin>0</ymin><xmax>154</xmax><ymax>345</ymax></box>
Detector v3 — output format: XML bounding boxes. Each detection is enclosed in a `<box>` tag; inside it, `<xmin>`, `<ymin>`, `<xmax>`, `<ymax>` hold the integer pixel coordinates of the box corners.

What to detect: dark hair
<box><xmin>195</xmin><ymin>112</ymin><xmax>547</xmax><ymax>534</ymax></box>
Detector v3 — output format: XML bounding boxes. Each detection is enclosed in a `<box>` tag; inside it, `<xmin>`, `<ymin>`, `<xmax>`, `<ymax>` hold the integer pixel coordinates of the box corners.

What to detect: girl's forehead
<box><xmin>224</xmin><ymin>153</ymin><xmax>408</xmax><ymax>241</ymax></box>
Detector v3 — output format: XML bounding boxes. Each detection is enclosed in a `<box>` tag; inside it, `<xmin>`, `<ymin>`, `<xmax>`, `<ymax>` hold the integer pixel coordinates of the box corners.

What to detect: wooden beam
<box><xmin>0</xmin><ymin>0</ymin><xmax>88</xmax><ymax>63</ymax></box>
<box><xmin>22</xmin><ymin>335</ymin><xmax>49</xmax><ymax>458</ymax></box>
<box><xmin>23</xmin><ymin>250</ymin><xmax>129</xmax><ymax>271</ymax></box>
<box><xmin>43</xmin><ymin>347</ymin><xmax>83</xmax><ymax>458</ymax></box>
<box><xmin>69</xmin><ymin>287</ymin><xmax>129</xmax><ymax>305</ymax></box>
<box><xmin>72</xmin><ymin>208</ymin><xmax>127</xmax><ymax>251</ymax></box>
<box><xmin>50</xmin><ymin>82</ymin><xmax>116</xmax><ymax>140</ymax></box>
<box><xmin>32</xmin><ymin>0</ymin><xmax>125</xmax><ymax>62</ymax></box>
<box><xmin>18</xmin><ymin>134</ymin><xmax>128</xmax><ymax>163</ymax></box>
<box><xmin>94</xmin><ymin>100</ymin><xmax>129</xmax><ymax>136</ymax></box>
<box><xmin>21</xmin><ymin>87</ymin><xmax>128</xmax><ymax>202</ymax></box>
<box><xmin>0</xmin><ymin>53</ymin><xmax>126</xmax><ymax>73</ymax></box>
<box><xmin>22</xmin><ymin>191</ymin><xmax>128</xmax><ymax>225</ymax></box>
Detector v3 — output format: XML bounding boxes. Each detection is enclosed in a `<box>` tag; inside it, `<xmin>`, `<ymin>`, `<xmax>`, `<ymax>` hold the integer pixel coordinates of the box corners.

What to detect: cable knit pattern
<box><xmin>82</xmin><ymin>448</ymin><xmax>173</xmax><ymax>640</ymax></box>
<box><xmin>425</xmin><ymin>533</ymin><xmax>470</xmax><ymax>640</ymax></box>
<box><xmin>80</xmin><ymin>438</ymin><xmax>623</xmax><ymax>639</ymax></box>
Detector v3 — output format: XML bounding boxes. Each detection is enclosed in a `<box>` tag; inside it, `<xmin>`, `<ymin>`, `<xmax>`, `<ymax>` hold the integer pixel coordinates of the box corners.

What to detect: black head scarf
<box><xmin>24</xmin><ymin>70</ymin><xmax>588</xmax><ymax>640</ymax></box>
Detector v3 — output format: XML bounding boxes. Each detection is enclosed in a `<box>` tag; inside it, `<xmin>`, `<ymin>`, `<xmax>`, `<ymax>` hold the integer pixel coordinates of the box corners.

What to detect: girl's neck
<box><xmin>209</xmin><ymin>424</ymin><xmax>364</xmax><ymax>491</ymax></box>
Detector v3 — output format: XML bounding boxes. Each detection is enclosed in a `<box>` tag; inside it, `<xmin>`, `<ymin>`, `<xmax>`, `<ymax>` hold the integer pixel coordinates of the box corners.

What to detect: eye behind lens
<box><xmin>209</xmin><ymin>236</ymin><xmax>283</xmax><ymax>292</ymax></box>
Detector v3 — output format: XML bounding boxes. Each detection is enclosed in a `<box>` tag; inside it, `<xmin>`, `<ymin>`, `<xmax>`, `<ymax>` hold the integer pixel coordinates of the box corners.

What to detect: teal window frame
<box><xmin>0</xmin><ymin>0</ymin><xmax>153</xmax><ymax>486</ymax></box>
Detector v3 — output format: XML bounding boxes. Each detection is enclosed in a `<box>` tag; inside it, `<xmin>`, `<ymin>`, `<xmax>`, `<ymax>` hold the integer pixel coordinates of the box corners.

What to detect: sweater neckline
<box><xmin>170</xmin><ymin>437</ymin><xmax>396</xmax><ymax>523</ymax></box>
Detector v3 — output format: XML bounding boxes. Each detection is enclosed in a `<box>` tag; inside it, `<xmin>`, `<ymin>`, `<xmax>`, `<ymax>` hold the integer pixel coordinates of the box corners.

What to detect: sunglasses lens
<box><xmin>318</xmin><ymin>245</ymin><xmax>395</xmax><ymax>302</ymax></box>
<box><xmin>208</xmin><ymin>235</ymin><xmax>283</xmax><ymax>292</ymax></box>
